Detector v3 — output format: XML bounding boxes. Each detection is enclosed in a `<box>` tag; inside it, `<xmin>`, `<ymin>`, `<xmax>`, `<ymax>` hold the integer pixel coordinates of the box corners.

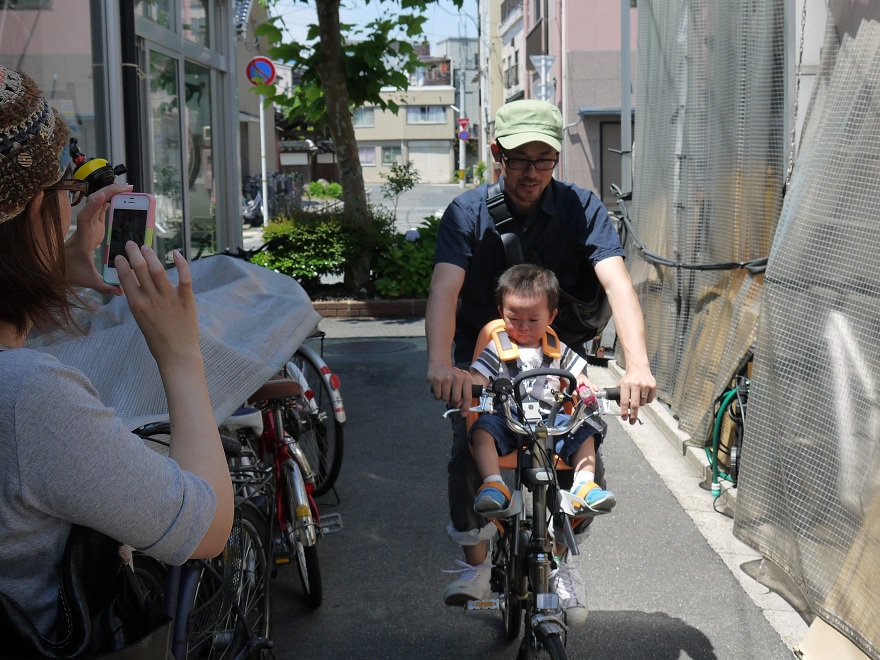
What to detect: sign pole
<box><xmin>259</xmin><ymin>100</ymin><xmax>269</xmax><ymax>227</ymax></box>
<box><xmin>246</xmin><ymin>56</ymin><xmax>277</xmax><ymax>227</ymax></box>
<box><xmin>458</xmin><ymin>71</ymin><xmax>466</xmax><ymax>189</ymax></box>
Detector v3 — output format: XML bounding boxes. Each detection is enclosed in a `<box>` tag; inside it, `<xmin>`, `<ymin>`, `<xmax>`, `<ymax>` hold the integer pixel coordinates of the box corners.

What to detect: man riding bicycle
<box><xmin>426</xmin><ymin>99</ymin><xmax>656</xmax><ymax>625</ymax></box>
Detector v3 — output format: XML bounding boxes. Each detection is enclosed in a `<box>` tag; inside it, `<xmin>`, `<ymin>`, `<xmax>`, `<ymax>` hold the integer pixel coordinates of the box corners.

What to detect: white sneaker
<box><xmin>550</xmin><ymin>558</ymin><xmax>588</xmax><ymax>626</ymax></box>
<box><xmin>443</xmin><ymin>558</ymin><xmax>492</xmax><ymax>606</ymax></box>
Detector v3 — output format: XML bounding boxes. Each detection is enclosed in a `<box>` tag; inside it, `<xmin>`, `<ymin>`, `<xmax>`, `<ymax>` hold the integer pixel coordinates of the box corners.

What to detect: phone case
<box><xmin>102</xmin><ymin>193</ymin><xmax>157</xmax><ymax>285</ymax></box>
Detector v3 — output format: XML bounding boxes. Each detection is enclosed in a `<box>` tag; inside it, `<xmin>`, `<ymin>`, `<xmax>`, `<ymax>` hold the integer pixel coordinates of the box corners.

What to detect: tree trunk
<box><xmin>315</xmin><ymin>0</ymin><xmax>371</xmax><ymax>293</ymax></box>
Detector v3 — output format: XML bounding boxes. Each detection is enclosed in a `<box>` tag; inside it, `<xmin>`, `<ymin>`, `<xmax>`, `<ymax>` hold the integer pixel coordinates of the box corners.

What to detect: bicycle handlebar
<box><xmin>469</xmin><ymin>381</ymin><xmax>620</xmax><ymax>402</ymax></box>
<box><xmin>455</xmin><ymin>367</ymin><xmax>622</xmax><ymax>438</ymax></box>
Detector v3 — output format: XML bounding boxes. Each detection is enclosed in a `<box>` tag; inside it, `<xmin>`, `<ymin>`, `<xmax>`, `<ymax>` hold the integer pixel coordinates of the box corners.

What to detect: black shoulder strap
<box><xmin>486</xmin><ymin>182</ymin><xmax>526</xmax><ymax>266</ymax></box>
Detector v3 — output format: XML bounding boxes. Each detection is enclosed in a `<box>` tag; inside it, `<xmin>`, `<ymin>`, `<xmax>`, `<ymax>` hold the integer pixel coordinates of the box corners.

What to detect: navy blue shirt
<box><xmin>434</xmin><ymin>178</ymin><xmax>625</xmax><ymax>365</ymax></box>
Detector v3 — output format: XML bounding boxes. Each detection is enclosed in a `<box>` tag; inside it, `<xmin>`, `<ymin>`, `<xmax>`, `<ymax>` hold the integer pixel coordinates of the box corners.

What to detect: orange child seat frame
<box><xmin>467</xmin><ymin>319</ymin><xmax>573</xmax><ymax>470</ymax></box>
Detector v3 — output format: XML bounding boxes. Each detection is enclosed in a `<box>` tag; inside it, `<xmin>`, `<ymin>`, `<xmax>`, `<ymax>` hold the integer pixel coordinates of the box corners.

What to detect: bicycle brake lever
<box><xmin>441</xmin><ymin>406</ymin><xmax>484</xmax><ymax>419</ymax></box>
<box><xmin>442</xmin><ymin>397</ymin><xmax>494</xmax><ymax>419</ymax></box>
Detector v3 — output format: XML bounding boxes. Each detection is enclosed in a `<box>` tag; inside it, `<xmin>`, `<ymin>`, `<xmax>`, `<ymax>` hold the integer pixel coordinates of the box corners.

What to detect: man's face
<box><xmin>493</xmin><ymin>141</ymin><xmax>558</xmax><ymax>214</ymax></box>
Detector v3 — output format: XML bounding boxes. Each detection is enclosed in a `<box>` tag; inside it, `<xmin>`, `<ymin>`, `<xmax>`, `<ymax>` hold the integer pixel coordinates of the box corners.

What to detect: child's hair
<box><xmin>495</xmin><ymin>263</ymin><xmax>560</xmax><ymax>312</ymax></box>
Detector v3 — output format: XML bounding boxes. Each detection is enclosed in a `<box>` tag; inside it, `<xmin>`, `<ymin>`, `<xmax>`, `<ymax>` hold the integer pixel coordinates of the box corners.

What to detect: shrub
<box><xmin>474</xmin><ymin>160</ymin><xmax>487</xmax><ymax>185</ymax></box>
<box><xmin>307</xmin><ymin>180</ymin><xmax>327</xmax><ymax>197</ymax></box>
<box><xmin>372</xmin><ymin>216</ymin><xmax>439</xmax><ymax>298</ymax></box>
<box><xmin>380</xmin><ymin>161</ymin><xmax>421</xmax><ymax>216</ymax></box>
<box><xmin>326</xmin><ymin>182</ymin><xmax>343</xmax><ymax>198</ymax></box>
<box><xmin>251</xmin><ymin>208</ymin><xmax>349</xmax><ymax>288</ymax></box>
<box><xmin>252</xmin><ymin>205</ymin><xmax>397</xmax><ymax>296</ymax></box>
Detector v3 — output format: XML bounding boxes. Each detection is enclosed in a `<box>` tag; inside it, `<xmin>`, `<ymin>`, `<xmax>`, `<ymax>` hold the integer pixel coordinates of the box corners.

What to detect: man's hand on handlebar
<box><xmin>427</xmin><ymin>365</ymin><xmax>474</xmax><ymax>414</ymax></box>
<box><xmin>617</xmin><ymin>364</ymin><xmax>657</xmax><ymax>425</ymax></box>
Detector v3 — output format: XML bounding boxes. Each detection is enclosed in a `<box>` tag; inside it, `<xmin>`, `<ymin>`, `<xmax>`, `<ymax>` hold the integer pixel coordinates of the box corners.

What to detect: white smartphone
<box><xmin>102</xmin><ymin>193</ymin><xmax>156</xmax><ymax>286</ymax></box>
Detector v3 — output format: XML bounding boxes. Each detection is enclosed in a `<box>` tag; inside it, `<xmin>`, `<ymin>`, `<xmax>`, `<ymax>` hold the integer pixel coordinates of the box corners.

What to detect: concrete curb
<box><xmin>312</xmin><ymin>299</ymin><xmax>427</xmax><ymax>318</ymax></box>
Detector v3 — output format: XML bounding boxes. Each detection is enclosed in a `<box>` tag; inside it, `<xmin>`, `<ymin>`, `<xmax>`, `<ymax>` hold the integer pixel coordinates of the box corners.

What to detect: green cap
<box><xmin>494</xmin><ymin>99</ymin><xmax>563</xmax><ymax>152</ymax></box>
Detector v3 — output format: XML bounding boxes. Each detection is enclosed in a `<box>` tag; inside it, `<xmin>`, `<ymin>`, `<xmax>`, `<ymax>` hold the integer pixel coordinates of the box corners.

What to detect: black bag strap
<box><xmin>487</xmin><ymin>182</ymin><xmax>526</xmax><ymax>267</ymax></box>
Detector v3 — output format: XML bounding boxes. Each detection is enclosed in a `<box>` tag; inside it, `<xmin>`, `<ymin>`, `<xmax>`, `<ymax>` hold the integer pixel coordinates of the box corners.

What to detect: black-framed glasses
<box><xmin>45</xmin><ymin>178</ymin><xmax>89</xmax><ymax>206</ymax></box>
<box><xmin>500</xmin><ymin>149</ymin><xmax>558</xmax><ymax>172</ymax></box>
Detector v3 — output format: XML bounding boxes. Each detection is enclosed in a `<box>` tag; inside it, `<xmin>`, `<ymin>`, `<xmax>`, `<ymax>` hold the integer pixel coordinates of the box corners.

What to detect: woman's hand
<box><xmin>115</xmin><ymin>242</ymin><xmax>200</xmax><ymax>370</ymax></box>
<box><xmin>64</xmin><ymin>184</ymin><xmax>132</xmax><ymax>296</ymax></box>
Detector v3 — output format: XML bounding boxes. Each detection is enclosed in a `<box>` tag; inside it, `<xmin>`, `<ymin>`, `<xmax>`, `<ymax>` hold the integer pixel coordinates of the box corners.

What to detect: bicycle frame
<box><xmin>460</xmin><ymin>370</ymin><xmax>620</xmax><ymax>657</ymax></box>
<box><xmin>258</xmin><ymin>401</ymin><xmax>320</xmax><ymax>549</ymax></box>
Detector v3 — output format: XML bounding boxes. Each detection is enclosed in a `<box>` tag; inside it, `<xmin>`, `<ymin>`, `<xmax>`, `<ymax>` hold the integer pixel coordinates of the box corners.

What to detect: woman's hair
<box><xmin>0</xmin><ymin>190</ymin><xmax>78</xmax><ymax>337</ymax></box>
<box><xmin>495</xmin><ymin>263</ymin><xmax>560</xmax><ymax>312</ymax></box>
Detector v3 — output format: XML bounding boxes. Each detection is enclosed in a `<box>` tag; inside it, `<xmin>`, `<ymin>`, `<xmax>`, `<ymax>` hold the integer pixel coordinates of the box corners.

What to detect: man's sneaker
<box><xmin>550</xmin><ymin>558</ymin><xmax>588</xmax><ymax>626</ymax></box>
<box><xmin>443</xmin><ymin>558</ymin><xmax>493</xmax><ymax>606</ymax></box>
<box><xmin>473</xmin><ymin>481</ymin><xmax>511</xmax><ymax>514</ymax></box>
<box><xmin>570</xmin><ymin>480</ymin><xmax>616</xmax><ymax>514</ymax></box>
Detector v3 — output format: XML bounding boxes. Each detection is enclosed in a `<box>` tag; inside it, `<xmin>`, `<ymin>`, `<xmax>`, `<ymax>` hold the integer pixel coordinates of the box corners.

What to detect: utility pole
<box><xmin>459</xmin><ymin>69</ymin><xmax>467</xmax><ymax>189</ymax></box>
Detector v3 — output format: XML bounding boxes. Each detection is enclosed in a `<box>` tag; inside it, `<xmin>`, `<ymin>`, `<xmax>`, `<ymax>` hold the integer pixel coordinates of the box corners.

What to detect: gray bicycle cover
<box><xmin>28</xmin><ymin>256</ymin><xmax>322</xmax><ymax>431</ymax></box>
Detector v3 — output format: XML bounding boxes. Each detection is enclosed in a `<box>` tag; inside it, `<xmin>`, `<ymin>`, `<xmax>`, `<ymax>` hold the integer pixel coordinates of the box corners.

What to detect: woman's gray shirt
<box><xmin>0</xmin><ymin>348</ymin><xmax>216</xmax><ymax>632</ymax></box>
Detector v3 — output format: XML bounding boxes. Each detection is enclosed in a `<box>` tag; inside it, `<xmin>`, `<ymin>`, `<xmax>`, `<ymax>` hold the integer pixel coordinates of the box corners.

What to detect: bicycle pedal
<box><xmin>466</xmin><ymin>598</ymin><xmax>500</xmax><ymax>611</ymax></box>
<box><xmin>321</xmin><ymin>513</ymin><xmax>343</xmax><ymax>534</ymax></box>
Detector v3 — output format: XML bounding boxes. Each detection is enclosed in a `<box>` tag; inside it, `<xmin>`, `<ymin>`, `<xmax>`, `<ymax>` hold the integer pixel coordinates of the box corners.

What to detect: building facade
<box><xmin>479</xmin><ymin>0</ymin><xmax>637</xmax><ymax>202</ymax></box>
<box><xmin>353</xmin><ymin>86</ymin><xmax>456</xmax><ymax>184</ymax></box>
<box><xmin>0</xmin><ymin>0</ymin><xmax>272</xmax><ymax>259</ymax></box>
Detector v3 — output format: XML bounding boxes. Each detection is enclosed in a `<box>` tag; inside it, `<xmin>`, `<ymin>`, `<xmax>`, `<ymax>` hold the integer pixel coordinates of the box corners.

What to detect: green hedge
<box><xmin>371</xmin><ymin>216</ymin><xmax>439</xmax><ymax>298</ymax></box>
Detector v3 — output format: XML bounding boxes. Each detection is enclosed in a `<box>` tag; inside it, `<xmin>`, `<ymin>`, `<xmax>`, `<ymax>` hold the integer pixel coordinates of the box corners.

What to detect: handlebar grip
<box><xmin>471</xmin><ymin>384</ymin><xmax>483</xmax><ymax>398</ymax></box>
<box><xmin>601</xmin><ymin>386</ymin><xmax>621</xmax><ymax>402</ymax></box>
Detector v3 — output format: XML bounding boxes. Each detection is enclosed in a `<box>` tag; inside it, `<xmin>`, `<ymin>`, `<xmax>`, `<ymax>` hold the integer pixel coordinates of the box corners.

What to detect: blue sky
<box><xmin>269</xmin><ymin>0</ymin><xmax>477</xmax><ymax>51</ymax></box>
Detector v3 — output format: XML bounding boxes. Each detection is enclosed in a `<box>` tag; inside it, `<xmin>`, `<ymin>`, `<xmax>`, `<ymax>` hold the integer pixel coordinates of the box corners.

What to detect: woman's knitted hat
<box><xmin>0</xmin><ymin>65</ymin><xmax>70</xmax><ymax>224</ymax></box>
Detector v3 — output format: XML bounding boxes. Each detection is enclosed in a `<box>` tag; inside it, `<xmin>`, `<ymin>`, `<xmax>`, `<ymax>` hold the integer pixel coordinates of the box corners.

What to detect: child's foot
<box><xmin>473</xmin><ymin>481</ymin><xmax>511</xmax><ymax>514</ymax></box>
<box><xmin>570</xmin><ymin>480</ymin><xmax>616</xmax><ymax>513</ymax></box>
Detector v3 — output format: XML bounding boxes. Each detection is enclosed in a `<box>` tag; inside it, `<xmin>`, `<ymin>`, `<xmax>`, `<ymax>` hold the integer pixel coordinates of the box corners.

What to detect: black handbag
<box><xmin>486</xmin><ymin>183</ymin><xmax>612</xmax><ymax>347</ymax></box>
<box><xmin>0</xmin><ymin>525</ymin><xmax>171</xmax><ymax>659</ymax></box>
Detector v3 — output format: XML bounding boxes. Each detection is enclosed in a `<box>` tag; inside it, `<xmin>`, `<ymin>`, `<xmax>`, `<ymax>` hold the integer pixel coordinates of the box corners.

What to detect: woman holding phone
<box><xmin>0</xmin><ymin>65</ymin><xmax>233</xmax><ymax>639</ymax></box>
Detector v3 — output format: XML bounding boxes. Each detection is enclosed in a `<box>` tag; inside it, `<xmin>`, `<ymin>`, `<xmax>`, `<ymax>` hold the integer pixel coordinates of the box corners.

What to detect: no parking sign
<box><xmin>246</xmin><ymin>56</ymin><xmax>276</xmax><ymax>85</ymax></box>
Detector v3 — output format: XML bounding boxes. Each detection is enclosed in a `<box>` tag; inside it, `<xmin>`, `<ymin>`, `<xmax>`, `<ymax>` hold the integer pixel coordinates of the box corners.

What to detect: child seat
<box><xmin>467</xmin><ymin>319</ymin><xmax>573</xmax><ymax>471</ymax></box>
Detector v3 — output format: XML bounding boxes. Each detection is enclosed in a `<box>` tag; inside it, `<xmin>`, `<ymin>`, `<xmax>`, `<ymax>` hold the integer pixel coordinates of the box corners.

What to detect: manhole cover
<box><xmin>325</xmin><ymin>340</ymin><xmax>413</xmax><ymax>355</ymax></box>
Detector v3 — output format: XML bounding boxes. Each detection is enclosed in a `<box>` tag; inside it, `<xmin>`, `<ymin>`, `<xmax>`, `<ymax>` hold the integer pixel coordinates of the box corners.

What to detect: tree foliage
<box><xmin>254</xmin><ymin>0</ymin><xmax>462</xmax><ymax>292</ymax></box>
<box><xmin>256</xmin><ymin>1</ymin><xmax>459</xmax><ymax>131</ymax></box>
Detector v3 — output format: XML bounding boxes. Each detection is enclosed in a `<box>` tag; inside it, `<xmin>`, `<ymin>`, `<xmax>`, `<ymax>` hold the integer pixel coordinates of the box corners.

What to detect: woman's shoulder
<box><xmin>1</xmin><ymin>349</ymin><xmax>96</xmax><ymax>409</ymax></box>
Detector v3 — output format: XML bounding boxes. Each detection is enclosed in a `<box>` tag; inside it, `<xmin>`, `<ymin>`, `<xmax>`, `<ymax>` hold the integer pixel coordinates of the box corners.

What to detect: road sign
<box><xmin>459</xmin><ymin>130</ymin><xmax>469</xmax><ymax>141</ymax></box>
<box><xmin>246</xmin><ymin>56</ymin><xmax>276</xmax><ymax>85</ymax></box>
<box><xmin>458</xmin><ymin>117</ymin><xmax>469</xmax><ymax>129</ymax></box>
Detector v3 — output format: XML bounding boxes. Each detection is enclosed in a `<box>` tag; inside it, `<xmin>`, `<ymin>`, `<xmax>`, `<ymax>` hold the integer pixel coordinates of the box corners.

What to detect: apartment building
<box><xmin>353</xmin><ymin>84</ymin><xmax>457</xmax><ymax>184</ymax></box>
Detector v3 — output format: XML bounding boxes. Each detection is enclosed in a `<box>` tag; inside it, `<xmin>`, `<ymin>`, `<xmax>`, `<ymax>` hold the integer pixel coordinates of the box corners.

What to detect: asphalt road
<box><xmin>264</xmin><ymin>328</ymin><xmax>803</xmax><ymax>659</ymax></box>
<box><xmin>365</xmin><ymin>183</ymin><xmax>466</xmax><ymax>232</ymax></box>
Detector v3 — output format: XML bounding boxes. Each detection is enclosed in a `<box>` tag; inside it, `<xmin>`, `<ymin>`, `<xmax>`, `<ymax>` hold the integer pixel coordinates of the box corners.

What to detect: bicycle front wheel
<box><xmin>281</xmin><ymin>462</ymin><xmax>323</xmax><ymax>609</ymax></box>
<box><xmin>186</xmin><ymin>504</ymin><xmax>272</xmax><ymax>658</ymax></box>
<box><xmin>493</xmin><ymin>529</ymin><xmax>524</xmax><ymax>641</ymax></box>
<box><xmin>529</xmin><ymin>629</ymin><xmax>568</xmax><ymax>660</ymax></box>
<box><xmin>295</xmin><ymin>542</ymin><xmax>322</xmax><ymax>610</ymax></box>
<box><xmin>286</xmin><ymin>347</ymin><xmax>344</xmax><ymax>496</ymax></box>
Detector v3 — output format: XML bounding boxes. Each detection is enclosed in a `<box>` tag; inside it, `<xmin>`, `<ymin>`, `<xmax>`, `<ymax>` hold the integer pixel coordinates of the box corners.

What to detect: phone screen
<box><xmin>108</xmin><ymin>208</ymin><xmax>147</xmax><ymax>263</ymax></box>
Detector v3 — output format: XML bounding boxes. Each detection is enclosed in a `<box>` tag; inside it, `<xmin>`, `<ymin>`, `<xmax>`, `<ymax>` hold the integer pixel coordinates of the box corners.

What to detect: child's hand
<box><xmin>576</xmin><ymin>375</ymin><xmax>598</xmax><ymax>406</ymax></box>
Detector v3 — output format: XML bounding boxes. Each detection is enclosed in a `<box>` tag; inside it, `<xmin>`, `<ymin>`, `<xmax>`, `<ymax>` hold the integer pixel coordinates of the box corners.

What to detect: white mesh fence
<box><xmin>734</xmin><ymin>9</ymin><xmax>880</xmax><ymax>657</ymax></box>
<box><xmin>629</xmin><ymin>0</ymin><xmax>784</xmax><ymax>439</ymax></box>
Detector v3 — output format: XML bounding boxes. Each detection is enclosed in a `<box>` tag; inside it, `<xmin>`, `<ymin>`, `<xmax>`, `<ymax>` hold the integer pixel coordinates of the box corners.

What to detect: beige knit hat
<box><xmin>0</xmin><ymin>65</ymin><xmax>70</xmax><ymax>224</ymax></box>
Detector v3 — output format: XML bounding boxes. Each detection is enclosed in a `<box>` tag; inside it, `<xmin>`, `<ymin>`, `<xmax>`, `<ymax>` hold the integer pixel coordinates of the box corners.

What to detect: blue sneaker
<box><xmin>474</xmin><ymin>481</ymin><xmax>511</xmax><ymax>514</ymax></box>
<box><xmin>570</xmin><ymin>480</ymin><xmax>616</xmax><ymax>513</ymax></box>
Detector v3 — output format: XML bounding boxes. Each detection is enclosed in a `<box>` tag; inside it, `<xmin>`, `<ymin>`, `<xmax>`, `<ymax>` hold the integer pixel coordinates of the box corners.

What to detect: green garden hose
<box><xmin>708</xmin><ymin>388</ymin><xmax>739</xmax><ymax>496</ymax></box>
